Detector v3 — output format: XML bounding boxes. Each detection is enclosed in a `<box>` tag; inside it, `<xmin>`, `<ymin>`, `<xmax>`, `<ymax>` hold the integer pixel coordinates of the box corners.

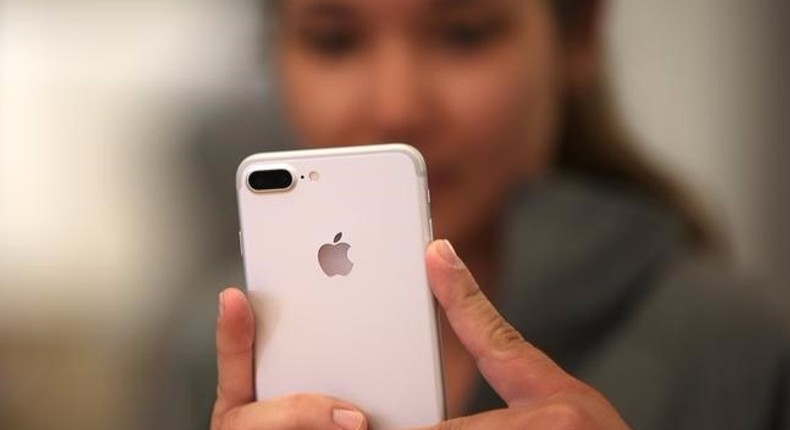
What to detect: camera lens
<box><xmin>248</xmin><ymin>169</ymin><xmax>294</xmax><ymax>191</ymax></box>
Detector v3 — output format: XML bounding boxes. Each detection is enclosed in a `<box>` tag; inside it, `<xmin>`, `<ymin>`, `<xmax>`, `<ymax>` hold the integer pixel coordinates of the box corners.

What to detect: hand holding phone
<box><xmin>211</xmin><ymin>288</ymin><xmax>371</xmax><ymax>430</ymax></box>
<box><xmin>211</xmin><ymin>240</ymin><xmax>632</xmax><ymax>430</ymax></box>
<box><xmin>213</xmin><ymin>144</ymin><xmax>630</xmax><ymax>430</ymax></box>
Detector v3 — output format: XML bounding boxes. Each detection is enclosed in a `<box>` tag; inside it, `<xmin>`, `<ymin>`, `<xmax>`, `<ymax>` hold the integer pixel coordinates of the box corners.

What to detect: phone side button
<box><xmin>428</xmin><ymin>218</ymin><xmax>434</xmax><ymax>240</ymax></box>
<box><xmin>238</xmin><ymin>231</ymin><xmax>245</xmax><ymax>257</ymax></box>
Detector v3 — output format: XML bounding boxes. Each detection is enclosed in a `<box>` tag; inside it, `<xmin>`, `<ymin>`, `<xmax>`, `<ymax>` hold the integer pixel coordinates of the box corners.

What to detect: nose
<box><xmin>368</xmin><ymin>38</ymin><xmax>430</xmax><ymax>144</ymax></box>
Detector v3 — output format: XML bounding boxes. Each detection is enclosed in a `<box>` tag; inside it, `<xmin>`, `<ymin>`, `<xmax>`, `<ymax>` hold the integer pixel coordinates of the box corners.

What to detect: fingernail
<box><xmin>218</xmin><ymin>291</ymin><xmax>226</xmax><ymax>319</ymax></box>
<box><xmin>437</xmin><ymin>239</ymin><xmax>463</xmax><ymax>267</ymax></box>
<box><xmin>333</xmin><ymin>409</ymin><xmax>365</xmax><ymax>430</ymax></box>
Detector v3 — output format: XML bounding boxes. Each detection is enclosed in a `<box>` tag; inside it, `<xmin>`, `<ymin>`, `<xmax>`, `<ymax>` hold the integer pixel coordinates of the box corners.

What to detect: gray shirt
<box><xmin>468</xmin><ymin>176</ymin><xmax>790</xmax><ymax>429</ymax></box>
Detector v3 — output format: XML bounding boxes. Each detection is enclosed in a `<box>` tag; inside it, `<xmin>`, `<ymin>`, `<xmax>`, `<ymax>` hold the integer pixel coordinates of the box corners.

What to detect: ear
<box><xmin>563</xmin><ymin>0</ymin><xmax>607</xmax><ymax>94</ymax></box>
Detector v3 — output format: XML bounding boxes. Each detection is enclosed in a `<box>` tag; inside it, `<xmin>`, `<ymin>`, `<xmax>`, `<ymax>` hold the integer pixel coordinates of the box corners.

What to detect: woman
<box><xmin>204</xmin><ymin>0</ymin><xmax>790</xmax><ymax>428</ymax></box>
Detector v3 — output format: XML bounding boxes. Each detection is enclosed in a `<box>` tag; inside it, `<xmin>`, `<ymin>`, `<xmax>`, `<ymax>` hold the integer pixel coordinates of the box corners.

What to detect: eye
<box><xmin>445</xmin><ymin>24</ymin><xmax>489</xmax><ymax>48</ymax></box>
<box><xmin>439</xmin><ymin>19</ymin><xmax>503</xmax><ymax>52</ymax></box>
<box><xmin>301</xmin><ymin>27</ymin><xmax>361</xmax><ymax>58</ymax></box>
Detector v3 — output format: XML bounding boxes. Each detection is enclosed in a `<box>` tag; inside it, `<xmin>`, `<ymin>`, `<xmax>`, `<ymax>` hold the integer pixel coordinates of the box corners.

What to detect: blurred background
<box><xmin>1</xmin><ymin>0</ymin><xmax>788</xmax><ymax>429</ymax></box>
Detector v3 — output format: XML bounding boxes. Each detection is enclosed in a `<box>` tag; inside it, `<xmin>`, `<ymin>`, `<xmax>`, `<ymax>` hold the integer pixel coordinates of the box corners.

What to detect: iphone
<box><xmin>236</xmin><ymin>144</ymin><xmax>445</xmax><ymax>428</ymax></box>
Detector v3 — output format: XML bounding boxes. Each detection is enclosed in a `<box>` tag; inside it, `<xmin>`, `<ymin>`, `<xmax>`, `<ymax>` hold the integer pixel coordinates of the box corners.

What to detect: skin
<box><xmin>211</xmin><ymin>241</ymin><xmax>630</xmax><ymax>429</ymax></box>
<box><xmin>211</xmin><ymin>0</ymin><xmax>627</xmax><ymax>427</ymax></box>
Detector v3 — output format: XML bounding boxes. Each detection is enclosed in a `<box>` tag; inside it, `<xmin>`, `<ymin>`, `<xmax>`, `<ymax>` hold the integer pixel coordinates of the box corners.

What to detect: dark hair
<box><xmin>552</xmin><ymin>0</ymin><xmax>715</xmax><ymax>246</ymax></box>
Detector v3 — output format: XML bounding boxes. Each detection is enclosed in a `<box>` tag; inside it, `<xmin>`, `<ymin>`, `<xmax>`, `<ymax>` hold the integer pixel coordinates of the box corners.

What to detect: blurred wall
<box><xmin>0</xmin><ymin>0</ymin><xmax>788</xmax><ymax>429</ymax></box>
<box><xmin>0</xmin><ymin>1</ymin><xmax>264</xmax><ymax>429</ymax></box>
<box><xmin>0</xmin><ymin>0</ymin><xmax>263</xmax><ymax>330</ymax></box>
<box><xmin>607</xmin><ymin>0</ymin><xmax>790</xmax><ymax>287</ymax></box>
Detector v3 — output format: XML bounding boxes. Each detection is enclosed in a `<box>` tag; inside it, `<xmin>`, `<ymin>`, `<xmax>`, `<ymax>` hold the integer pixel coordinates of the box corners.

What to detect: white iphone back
<box><xmin>236</xmin><ymin>144</ymin><xmax>445</xmax><ymax>428</ymax></box>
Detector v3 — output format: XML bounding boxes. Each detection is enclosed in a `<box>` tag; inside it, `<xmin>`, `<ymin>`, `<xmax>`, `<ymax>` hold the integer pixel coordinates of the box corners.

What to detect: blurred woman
<box><xmin>184</xmin><ymin>1</ymin><xmax>790</xmax><ymax>429</ymax></box>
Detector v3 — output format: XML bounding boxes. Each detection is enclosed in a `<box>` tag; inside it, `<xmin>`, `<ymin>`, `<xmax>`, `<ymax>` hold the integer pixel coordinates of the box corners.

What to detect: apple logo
<box><xmin>318</xmin><ymin>232</ymin><xmax>354</xmax><ymax>277</ymax></box>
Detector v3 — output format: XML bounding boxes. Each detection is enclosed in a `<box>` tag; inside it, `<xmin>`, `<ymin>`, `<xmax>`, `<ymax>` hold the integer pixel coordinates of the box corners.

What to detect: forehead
<box><xmin>281</xmin><ymin>0</ymin><xmax>514</xmax><ymax>19</ymax></box>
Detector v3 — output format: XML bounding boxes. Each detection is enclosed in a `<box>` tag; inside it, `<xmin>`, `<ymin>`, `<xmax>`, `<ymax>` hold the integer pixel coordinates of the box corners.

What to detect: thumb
<box><xmin>212</xmin><ymin>287</ymin><xmax>255</xmax><ymax>418</ymax></box>
<box><xmin>426</xmin><ymin>240</ymin><xmax>575</xmax><ymax>406</ymax></box>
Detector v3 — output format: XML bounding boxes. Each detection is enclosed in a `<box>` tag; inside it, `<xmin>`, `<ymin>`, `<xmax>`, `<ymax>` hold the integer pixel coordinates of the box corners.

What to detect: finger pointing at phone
<box><xmin>418</xmin><ymin>240</ymin><xmax>631</xmax><ymax>429</ymax></box>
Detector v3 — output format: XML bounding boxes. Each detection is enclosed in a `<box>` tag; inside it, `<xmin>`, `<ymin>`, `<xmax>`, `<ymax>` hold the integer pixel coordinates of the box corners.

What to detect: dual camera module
<box><xmin>248</xmin><ymin>168</ymin><xmax>318</xmax><ymax>192</ymax></box>
<box><xmin>248</xmin><ymin>169</ymin><xmax>294</xmax><ymax>191</ymax></box>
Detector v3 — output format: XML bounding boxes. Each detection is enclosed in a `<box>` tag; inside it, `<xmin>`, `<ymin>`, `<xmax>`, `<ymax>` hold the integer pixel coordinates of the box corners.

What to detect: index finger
<box><xmin>426</xmin><ymin>240</ymin><xmax>576</xmax><ymax>406</ymax></box>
